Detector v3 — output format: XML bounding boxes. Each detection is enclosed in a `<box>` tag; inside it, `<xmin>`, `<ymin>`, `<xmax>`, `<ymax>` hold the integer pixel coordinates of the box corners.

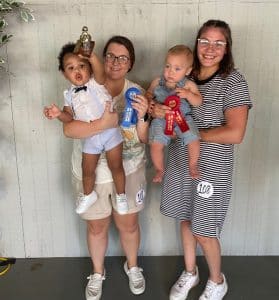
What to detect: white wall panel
<box><xmin>0</xmin><ymin>0</ymin><xmax>278</xmax><ymax>257</ymax></box>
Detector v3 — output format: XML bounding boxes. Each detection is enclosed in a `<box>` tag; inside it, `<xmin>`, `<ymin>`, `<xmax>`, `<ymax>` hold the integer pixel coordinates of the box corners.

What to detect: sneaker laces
<box><xmin>128</xmin><ymin>267</ymin><xmax>144</xmax><ymax>288</ymax></box>
<box><xmin>203</xmin><ymin>280</ymin><xmax>218</xmax><ymax>298</ymax></box>
<box><xmin>176</xmin><ymin>271</ymin><xmax>195</xmax><ymax>288</ymax></box>
<box><xmin>86</xmin><ymin>273</ymin><xmax>105</xmax><ymax>296</ymax></box>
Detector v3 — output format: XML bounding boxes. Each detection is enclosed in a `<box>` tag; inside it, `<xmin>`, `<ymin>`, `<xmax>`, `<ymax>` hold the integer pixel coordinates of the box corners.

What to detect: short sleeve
<box><xmin>63</xmin><ymin>89</ymin><xmax>72</xmax><ymax>107</ymax></box>
<box><xmin>224</xmin><ymin>71</ymin><xmax>252</xmax><ymax>111</ymax></box>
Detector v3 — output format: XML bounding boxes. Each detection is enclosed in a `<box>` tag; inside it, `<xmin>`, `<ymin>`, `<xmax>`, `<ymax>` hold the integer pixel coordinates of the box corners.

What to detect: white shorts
<box><xmin>83</xmin><ymin>127</ymin><xmax>123</xmax><ymax>154</ymax></box>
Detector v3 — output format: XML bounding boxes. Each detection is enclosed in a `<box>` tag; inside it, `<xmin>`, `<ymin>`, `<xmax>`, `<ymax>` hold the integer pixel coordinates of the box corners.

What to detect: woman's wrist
<box><xmin>138</xmin><ymin>112</ymin><xmax>149</xmax><ymax>123</ymax></box>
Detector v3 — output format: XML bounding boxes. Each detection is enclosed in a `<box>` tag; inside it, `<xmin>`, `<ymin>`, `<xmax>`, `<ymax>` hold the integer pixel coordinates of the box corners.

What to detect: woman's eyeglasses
<box><xmin>197</xmin><ymin>38</ymin><xmax>227</xmax><ymax>50</ymax></box>
<box><xmin>104</xmin><ymin>53</ymin><xmax>130</xmax><ymax>65</ymax></box>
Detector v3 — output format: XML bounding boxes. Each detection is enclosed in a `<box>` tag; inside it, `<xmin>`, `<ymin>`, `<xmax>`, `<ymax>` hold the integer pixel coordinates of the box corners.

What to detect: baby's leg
<box><xmin>106</xmin><ymin>143</ymin><xmax>129</xmax><ymax>215</ymax></box>
<box><xmin>82</xmin><ymin>152</ymin><xmax>100</xmax><ymax>195</ymax></box>
<box><xmin>188</xmin><ymin>140</ymin><xmax>200</xmax><ymax>179</ymax></box>
<box><xmin>150</xmin><ymin>142</ymin><xmax>165</xmax><ymax>183</ymax></box>
<box><xmin>76</xmin><ymin>153</ymin><xmax>100</xmax><ymax>214</ymax></box>
<box><xmin>106</xmin><ymin>143</ymin><xmax>125</xmax><ymax>194</ymax></box>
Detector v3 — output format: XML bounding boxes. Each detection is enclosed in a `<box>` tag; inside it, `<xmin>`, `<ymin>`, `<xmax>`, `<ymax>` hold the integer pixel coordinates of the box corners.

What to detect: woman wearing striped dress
<box><xmin>154</xmin><ymin>20</ymin><xmax>252</xmax><ymax>300</ymax></box>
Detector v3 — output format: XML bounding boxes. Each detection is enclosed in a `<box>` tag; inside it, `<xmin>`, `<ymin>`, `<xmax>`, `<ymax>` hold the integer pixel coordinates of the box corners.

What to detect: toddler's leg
<box><xmin>106</xmin><ymin>143</ymin><xmax>128</xmax><ymax>214</ymax></box>
<box><xmin>150</xmin><ymin>142</ymin><xmax>165</xmax><ymax>183</ymax></box>
<box><xmin>76</xmin><ymin>153</ymin><xmax>100</xmax><ymax>214</ymax></box>
<box><xmin>188</xmin><ymin>140</ymin><xmax>200</xmax><ymax>179</ymax></box>
<box><xmin>106</xmin><ymin>143</ymin><xmax>125</xmax><ymax>194</ymax></box>
<box><xmin>82</xmin><ymin>153</ymin><xmax>100</xmax><ymax>195</ymax></box>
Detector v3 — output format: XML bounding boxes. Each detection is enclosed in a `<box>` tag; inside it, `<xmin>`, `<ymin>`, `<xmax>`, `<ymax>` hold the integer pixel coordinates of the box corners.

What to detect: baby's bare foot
<box><xmin>189</xmin><ymin>164</ymin><xmax>200</xmax><ymax>179</ymax></box>
<box><xmin>152</xmin><ymin>170</ymin><xmax>164</xmax><ymax>183</ymax></box>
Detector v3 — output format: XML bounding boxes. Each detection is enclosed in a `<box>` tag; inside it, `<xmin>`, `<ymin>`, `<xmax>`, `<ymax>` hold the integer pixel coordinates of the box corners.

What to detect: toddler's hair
<box><xmin>57</xmin><ymin>43</ymin><xmax>76</xmax><ymax>71</ymax></box>
<box><xmin>168</xmin><ymin>45</ymin><xmax>193</xmax><ymax>66</ymax></box>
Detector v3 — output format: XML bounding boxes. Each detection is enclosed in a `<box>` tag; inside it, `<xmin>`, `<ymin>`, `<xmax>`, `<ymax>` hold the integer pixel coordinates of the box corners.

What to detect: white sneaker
<box><xmin>199</xmin><ymin>274</ymin><xmax>228</xmax><ymax>300</ymax></box>
<box><xmin>76</xmin><ymin>191</ymin><xmax>97</xmax><ymax>214</ymax></box>
<box><xmin>169</xmin><ymin>267</ymin><xmax>199</xmax><ymax>300</ymax></box>
<box><xmin>85</xmin><ymin>271</ymin><xmax>105</xmax><ymax>300</ymax></box>
<box><xmin>115</xmin><ymin>193</ymin><xmax>129</xmax><ymax>214</ymax></box>
<box><xmin>124</xmin><ymin>261</ymin><xmax>145</xmax><ymax>295</ymax></box>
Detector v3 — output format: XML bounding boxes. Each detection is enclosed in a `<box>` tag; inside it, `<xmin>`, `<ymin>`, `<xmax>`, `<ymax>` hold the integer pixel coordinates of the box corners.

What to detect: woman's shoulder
<box><xmin>125</xmin><ymin>78</ymin><xmax>145</xmax><ymax>94</ymax></box>
<box><xmin>225</xmin><ymin>69</ymin><xmax>247</xmax><ymax>84</ymax></box>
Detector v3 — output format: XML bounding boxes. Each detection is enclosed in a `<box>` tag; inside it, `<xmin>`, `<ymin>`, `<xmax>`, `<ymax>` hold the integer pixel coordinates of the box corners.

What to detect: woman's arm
<box><xmin>200</xmin><ymin>105</ymin><xmax>249</xmax><ymax>144</ymax></box>
<box><xmin>88</xmin><ymin>52</ymin><xmax>105</xmax><ymax>84</ymax></box>
<box><xmin>132</xmin><ymin>94</ymin><xmax>150</xmax><ymax>143</ymax></box>
<box><xmin>63</xmin><ymin>102</ymin><xmax>118</xmax><ymax>138</ymax></box>
<box><xmin>151</xmin><ymin>101</ymin><xmax>171</xmax><ymax>119</ymax></box>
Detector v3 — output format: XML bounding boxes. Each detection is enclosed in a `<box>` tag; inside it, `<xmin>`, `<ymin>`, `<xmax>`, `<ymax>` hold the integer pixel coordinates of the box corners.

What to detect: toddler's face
<box><xmin>62</xmin><ymin>53</ymin><xmax>91</xmax><ymax>86</ymax></box>
<box><xmin>163</xmin><ymin>54</ymin><xmax>192</xmax><ymax>86</ymax></box>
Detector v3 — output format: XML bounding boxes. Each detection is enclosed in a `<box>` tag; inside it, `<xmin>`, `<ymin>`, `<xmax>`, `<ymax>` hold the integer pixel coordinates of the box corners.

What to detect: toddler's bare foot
<box><xmin>152</xmin><ymin>170</ymin><xmax>164</xmax><ymax>183</ymax></box>
<box><xmin>189</xmin><ymin>164</ymin><xmax>200</xmax><ymax>179</ymax></box>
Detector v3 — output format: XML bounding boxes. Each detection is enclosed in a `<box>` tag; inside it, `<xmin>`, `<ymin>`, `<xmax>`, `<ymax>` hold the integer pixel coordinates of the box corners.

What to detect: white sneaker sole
<box><xmin>169</xmin><ymin>276</ymin><xmax>199</xmax><ymax>300</ymax></box>
<box><xmin>85</xmin><ymin>291</ymin><xmax>102</xmax><ymax>300</ymax></box>
<box><xmin>124</xmin><ymin>261</ymin><xmax>145</xmax><ymax>295</ymax></box>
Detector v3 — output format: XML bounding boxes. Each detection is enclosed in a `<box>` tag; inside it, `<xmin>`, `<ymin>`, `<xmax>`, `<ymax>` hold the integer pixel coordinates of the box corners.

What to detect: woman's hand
<box><xmin>150</xmin><ymin>100</ymin><xmax>171</xmax><ymax>119</ymax></box>
<box><xmin>131</xmin><ymin>94</ymin><xmax>149</xmax><ymax>118</ymax></box>
<box><xmin>131</xmin><ymin>95</ymin><xmax>149</xmax><ymax>143</ymax></box>
<box><xmin>100</xmin><ymin>101</ymin><xmax>119</xmax><ymax>129</ymax></box>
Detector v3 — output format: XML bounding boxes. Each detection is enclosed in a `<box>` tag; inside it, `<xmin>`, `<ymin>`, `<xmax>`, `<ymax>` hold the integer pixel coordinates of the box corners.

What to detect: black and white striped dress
<box><xmin>160</xmin><ymin>70</ymin><xmax>252</xmax><ymax>237</ymax></box>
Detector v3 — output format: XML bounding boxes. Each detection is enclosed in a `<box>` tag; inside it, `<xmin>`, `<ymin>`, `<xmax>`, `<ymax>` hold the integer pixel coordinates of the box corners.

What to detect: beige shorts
<box><xmin>72</xmin><ymin>164</ymin><xmax>146</xmax><ymax>220</ymax></box>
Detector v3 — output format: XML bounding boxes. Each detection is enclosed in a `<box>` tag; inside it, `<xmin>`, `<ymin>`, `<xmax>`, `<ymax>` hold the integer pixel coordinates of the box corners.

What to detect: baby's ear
<box><xmin>186</xmin><ymin>66</ymin><xmax>192</xmax><ymax>76</ymax></box>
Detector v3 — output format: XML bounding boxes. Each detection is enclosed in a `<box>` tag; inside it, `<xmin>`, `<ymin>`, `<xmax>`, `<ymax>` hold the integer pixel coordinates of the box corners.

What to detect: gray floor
<box><xmin>0</xmin><ymin>256</ymin><xmax>278</xmax><ymax>299</ymax></box>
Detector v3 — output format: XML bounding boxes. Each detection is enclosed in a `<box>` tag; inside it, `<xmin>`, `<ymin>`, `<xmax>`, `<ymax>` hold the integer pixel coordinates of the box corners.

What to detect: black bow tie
<box><xmin>74</xmin><ymin>86</ymin><xmax>87</xmax><ymax>93</ymax></box>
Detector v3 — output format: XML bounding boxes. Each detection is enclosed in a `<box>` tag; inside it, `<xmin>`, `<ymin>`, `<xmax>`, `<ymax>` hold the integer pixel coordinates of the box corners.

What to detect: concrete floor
<box><xmin>0</xmin><ymin>256</ymin><xmax>278</xmax><ymax>299</ymax></box>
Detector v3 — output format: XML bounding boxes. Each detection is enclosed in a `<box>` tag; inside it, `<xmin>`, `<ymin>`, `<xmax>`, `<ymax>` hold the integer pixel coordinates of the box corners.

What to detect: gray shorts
<box><xmin>72</xmin><ymin>164</ymin><xmax>146</xmax><ymax>220</ymax></box>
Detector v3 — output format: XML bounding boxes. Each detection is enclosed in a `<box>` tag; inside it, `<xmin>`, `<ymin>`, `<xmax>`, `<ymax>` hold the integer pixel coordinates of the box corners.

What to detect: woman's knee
<box><xmin>115</xmin><ymin>215</ymin><xmax>139</xmax><ymax>234</ymax></box>
<box><xmin>194</xmin><ymin>234</ymin><xmax>216</xmax><ymax>246</ymax></box>
<box><xmin>87</xmin><ymin>219</ymin><xmax>110</xmax><ymax>237</ymax></box>
<box><xmin>181</xmin><ymin>220</ymin><xmax>191</xmax><ymax>229</ymax></box>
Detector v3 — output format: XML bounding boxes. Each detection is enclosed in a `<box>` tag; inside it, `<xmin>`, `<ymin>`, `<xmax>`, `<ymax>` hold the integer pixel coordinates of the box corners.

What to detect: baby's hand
<box><xmin>175</xmin><ymin>87</ymin><xmax>190</xmax><ymax>99</ymax></box>
<box><xmin>43</xmin><ymin>104</ymin><xmax>61</xmax><ymax>119</ymax></box>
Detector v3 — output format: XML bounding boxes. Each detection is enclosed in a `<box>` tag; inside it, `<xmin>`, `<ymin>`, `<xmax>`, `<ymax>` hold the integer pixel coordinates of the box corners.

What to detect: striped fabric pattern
<box><xmin>160</xmin><ymin>70</ymin><xmax>252</xmax><ymax>237</ymax></box>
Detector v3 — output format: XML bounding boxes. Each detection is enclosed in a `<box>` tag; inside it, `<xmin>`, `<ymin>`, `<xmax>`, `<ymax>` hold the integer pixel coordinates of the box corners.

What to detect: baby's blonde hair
<box><xmin>167</xmin><ymin>45</ymin><xmax>193</xmax><ymax>66</ymax></box>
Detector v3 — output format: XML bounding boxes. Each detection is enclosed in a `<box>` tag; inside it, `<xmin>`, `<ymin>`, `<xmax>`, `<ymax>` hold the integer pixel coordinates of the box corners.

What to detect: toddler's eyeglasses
<box><xmin>104</xmin><ymin>53</ymin><xmax>130</xmax><ymax>65</ymax></box>
<box><xmin>197</xmin><ymin>38</ymin><xmax>227</xmax><ymax>49</ymax></box>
